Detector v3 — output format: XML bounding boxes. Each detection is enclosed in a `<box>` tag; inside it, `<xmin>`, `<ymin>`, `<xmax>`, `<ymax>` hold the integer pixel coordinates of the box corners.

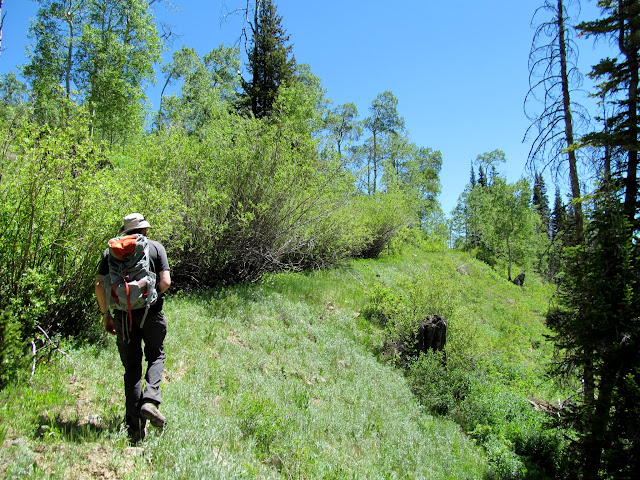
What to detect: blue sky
<box><xmin>2</xmin><ymin>0</ymin><xmax>609</xmax><ymax>214</ymax></box>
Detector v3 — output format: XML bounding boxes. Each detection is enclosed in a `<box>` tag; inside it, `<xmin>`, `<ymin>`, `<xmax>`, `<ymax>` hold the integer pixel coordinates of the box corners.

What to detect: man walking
<box><xmin>95</xmin><ymin>213</ymin><xmax>171</xmax><ymax>443</ymax></box>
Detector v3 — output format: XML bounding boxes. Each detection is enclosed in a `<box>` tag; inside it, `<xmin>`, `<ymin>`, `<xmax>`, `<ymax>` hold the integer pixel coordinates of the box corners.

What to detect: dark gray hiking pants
<box><xmin>114</xmin><ymin>302</ymin><xmax>167</xmax><ymax>429</ymax></box>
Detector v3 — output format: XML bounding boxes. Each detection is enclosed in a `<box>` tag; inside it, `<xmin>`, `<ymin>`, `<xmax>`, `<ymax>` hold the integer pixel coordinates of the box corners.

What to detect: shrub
<box><xmin>144</xmin><ymin>115</ymin><xmax>366</xmax><ymax>286</ymax></box>
<box><xmin>361</xmin><ymin>283</ymin><xmax>403</xmax><ymax>327</ymax></box>
<box><xmin>0</xmin><ymin>111</ymin><xmax>177</xmax><ymax>341</ymax></box>
<box><xmin>406</xmin><ymin>350</ymin><xmax>469</xmax><ymax>416</ymax></box>
<box><xmin>354</xmin><ymin>191</ymin><xmax>412</xmax><ymax>259</ymax></box>
<box><xmin>0</xmin><ymin>309</ymin><xmax>24</xmax><ymax>388</ymax></box>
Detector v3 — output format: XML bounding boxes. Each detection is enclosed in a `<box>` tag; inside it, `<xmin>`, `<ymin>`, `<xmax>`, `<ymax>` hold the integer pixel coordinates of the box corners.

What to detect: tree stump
<box><xmin>416</xmin><ymin>315</ymin><xmax>447</xmax><ymax>354</ymax></box>
<box><xmin>512</xmin><ymin>273</ymin><xmax>525</xmax><ymax>287</ymax></box>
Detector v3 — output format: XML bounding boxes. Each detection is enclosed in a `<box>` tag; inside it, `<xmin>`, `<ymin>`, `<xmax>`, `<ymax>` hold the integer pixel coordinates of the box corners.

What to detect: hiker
<box><xmin>95</xmin><ymin>213</ymin><xmax>171</xmax><ymax>443</ymax></box>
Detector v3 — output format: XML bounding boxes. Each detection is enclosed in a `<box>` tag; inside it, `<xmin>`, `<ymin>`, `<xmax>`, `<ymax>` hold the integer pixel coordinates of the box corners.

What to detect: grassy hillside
<box><xmin>0</xmin><ymin>246</ymin><xmax>561</xmax><ymax>479</ymax></box>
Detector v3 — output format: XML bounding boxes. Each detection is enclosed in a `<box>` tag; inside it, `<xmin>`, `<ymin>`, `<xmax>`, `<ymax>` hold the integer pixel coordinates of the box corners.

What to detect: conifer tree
<box><xmin>525</xmin><ymin>0</ymin><xmax>587</xmax><ymax>239</ymax></box>
<box><xmin>240</xmin><ymin>0</ymin><xmax>296</xmax><ymax>119</ymax></box>
<box><xmin>477</xmin><ymin>166</ymin><xmax>487</xmax><ymax>188</ymax></box>
<box><xmin>547</xmin><ymin>2</ymin><xmax>640</xmax><ymax>477</ymax></box>
<box><xmin>579</xmin><ymin>0</ymin><xmax>639</xmax><ymax>227</ymax></box>
<box><xmin>532</xmin><ymin>173</ymin><xmax>551</xmax><ymax>236</ymax></box>
<box><xmin>550</xmin><ymin>189</ymin><xmax>566</xmax><ymax>240</ymax></box>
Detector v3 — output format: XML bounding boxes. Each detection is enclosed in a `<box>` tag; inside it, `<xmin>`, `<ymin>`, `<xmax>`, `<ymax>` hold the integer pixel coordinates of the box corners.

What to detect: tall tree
<box><xmin>324</xmin><ymin>102</ymin><xmax>361</xmax><ymax>166</ymax></box>
<box><xmin>240</xmin><ymin>0</ymin><xmax>296</xmax><ymax>119</ymax></box>
<box><xmin>532</xmin><ymin>172</ymin><xmax>551</xmax><ymax>236</ymax></box>
<box><xmin>158</xmin><ymin>45</ymin><xmax>240</xmax><ymax>133</ymax></box>
<box><xmin>474</xmin><ymin>149</ymin><xmax>506</xmax><ymax>187</ymax></box>
<box><xmin>550</xmin><ymin>189</ymin><xmax>566</xmax><ymax>239</ymax></box>
<box><xmin>525</xmin><ymin>0</ymin><xmax>587</xmax><ymax>239</ymax></box>
<box><xmin>406</xmin><ymin>146</ymin><xmax>443</xmax><ymax>226</ymax></box>
<box><xmin>363</xmin><ymin>91</ymin><xmax>404</xmax><ymax>195</ymax></box>
<box><xmin>156</xmin><ymin>46</ymin><xmax>200</xmax><ymax>129</ymax></box>
<box><xmin>466</xmin><ymin>177</ymin><xmax>545</xmax><ymax>280</ymax></box>
<box><xmin>579</xmin><ymin>0</ymin><xmax>639</xmax><ymax>228</ymax></box>
<box><xmin>24</xmin><ymin>0</ymin><xmax>161</xmax><ymax>144</ymax></box>
<box><xmin>77</xmin><ymin>0</ymin><xmax>161</xmax><ymax>144</ymax></box>
<box><xmin>23</xmin><ymin>0</ymin><xmax>85</xmax><ymax>125</ymax></box>
<box><xmin>547</xmin><ymin>2</ymin><xmax>640</xmax><ymax>478</ymax></box>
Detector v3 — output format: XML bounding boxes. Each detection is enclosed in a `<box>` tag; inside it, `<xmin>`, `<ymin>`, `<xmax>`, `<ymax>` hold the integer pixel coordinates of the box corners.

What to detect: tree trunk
<box><xmin>0</xmin><ymin>1</ymin><xmax>4</xmax><ymax>54</ymax></box>
<box><xmin>558</xmin><ymin>0</ymin><xmax>584</xmax><ymax>239</ymax></box>
<box><xmin>583</xmin><ymin>360</ymin><xmax>616</xmax><ymax>480</ymax></box>
<box><xmin>372</xmin><ymin>130</ymin><xmax>378</xmax><ymax>194</ymax></box>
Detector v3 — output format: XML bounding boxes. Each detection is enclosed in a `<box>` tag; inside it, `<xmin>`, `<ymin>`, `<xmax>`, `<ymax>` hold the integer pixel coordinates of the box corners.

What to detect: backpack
<box><xmin>103</xmin><ymin>234</ymin><xmax>158</xmax><ymax>330</ymax></box>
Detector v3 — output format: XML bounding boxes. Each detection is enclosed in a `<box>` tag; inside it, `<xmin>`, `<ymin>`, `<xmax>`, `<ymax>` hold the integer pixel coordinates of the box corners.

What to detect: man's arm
<box><xmin>157</xmin><ymin>270</ymin><xmax>171</xmax><ymax>294</ymax></box>
<box><xmin>95</xmin><ymin>275</ymin><xmax>116</xmax><ymax>334</ymax></box>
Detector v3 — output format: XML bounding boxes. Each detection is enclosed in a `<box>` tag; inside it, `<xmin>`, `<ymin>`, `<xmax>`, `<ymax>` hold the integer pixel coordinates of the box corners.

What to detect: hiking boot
<box><xmin>140</xmin><ymin>402</ymin><xmax>167</xmax><ymax>428</ymax></box>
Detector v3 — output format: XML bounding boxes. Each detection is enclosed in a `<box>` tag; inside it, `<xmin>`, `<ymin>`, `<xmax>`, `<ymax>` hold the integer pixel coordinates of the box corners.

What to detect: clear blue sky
<box><xmin>2</xmin><ymin>0</ymin><xmax>609</xmax><ymax>214</ymax></box>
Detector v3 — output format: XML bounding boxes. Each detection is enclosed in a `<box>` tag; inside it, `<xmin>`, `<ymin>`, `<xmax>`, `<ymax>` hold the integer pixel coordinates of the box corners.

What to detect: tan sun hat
<box><xmin>118</xmin><ymin>213</ymin><xmax>151</xmax><ymax>235</ymax></box>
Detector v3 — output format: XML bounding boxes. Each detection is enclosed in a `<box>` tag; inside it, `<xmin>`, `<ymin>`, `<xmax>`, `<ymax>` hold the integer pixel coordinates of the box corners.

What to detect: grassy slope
<box><xmin>0</xmin><ymin>247</ymin><xmax>557</xmax><ymax>479</ymax></box>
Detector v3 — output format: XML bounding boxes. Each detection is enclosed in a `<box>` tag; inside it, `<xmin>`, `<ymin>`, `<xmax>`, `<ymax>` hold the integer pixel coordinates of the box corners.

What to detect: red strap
<box><xmin>125</xmin><ymin>272</ymin><xmax>133</xmax><ymax>332</ymax></box>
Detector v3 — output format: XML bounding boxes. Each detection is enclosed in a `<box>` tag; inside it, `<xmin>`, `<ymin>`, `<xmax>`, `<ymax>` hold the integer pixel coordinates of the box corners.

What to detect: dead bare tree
<box><xmin>524</xmin><ymin>0</ymin><xmax>588</xmax><ymax>238</ymax></box>
<box><xmin>0</xmin><ymin>0</ymin><xmax>4</xmax><ymax>54</ymax></box>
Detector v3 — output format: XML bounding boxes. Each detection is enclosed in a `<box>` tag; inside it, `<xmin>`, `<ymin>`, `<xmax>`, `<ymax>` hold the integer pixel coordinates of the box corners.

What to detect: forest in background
<box><xmin>0</xmin><ymin>0</ymin><xmax>638</xmax><ymax>478</ymax></box>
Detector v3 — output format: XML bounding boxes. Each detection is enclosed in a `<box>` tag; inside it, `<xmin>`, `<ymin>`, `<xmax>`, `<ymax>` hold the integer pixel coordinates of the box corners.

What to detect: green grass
<box><xmin>0</xmin><ymin>247</ymin><xmax>562</xmax><ymax>479</ymax></box>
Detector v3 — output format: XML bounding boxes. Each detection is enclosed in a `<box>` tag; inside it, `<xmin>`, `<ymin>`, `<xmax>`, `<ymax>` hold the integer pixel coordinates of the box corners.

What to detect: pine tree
<box><xmin>477</xmin><ymin>166</ymin><xmax>487</xmax><ymax>188</ymax></box>
<box><xmin>240</xmin><ymin>0</ymin><xmax>296</xmax><ymax>119</ymax></box>
<box><xmin>532</xmin><ymin>173</ymin><xmax>551</xmax><ymax>237</ymax></box>
<box><xmin>579</xmin><ymin>0</ymin><xmax>639</xmax><ymax>228</ymax></box>
<box><xmin>547</xmin><ymin>2</ymin><xmax>640</xmax><ymax>477</ymax></box>
<box><xmin>525</xmin><ymin>0</ymin><xmax>586</xmax><ymax>238</ymax></box>
<box><xmin>550</xmin><ymin>190</ymin><xmax>566</xmax><ymax>240</ymax></box>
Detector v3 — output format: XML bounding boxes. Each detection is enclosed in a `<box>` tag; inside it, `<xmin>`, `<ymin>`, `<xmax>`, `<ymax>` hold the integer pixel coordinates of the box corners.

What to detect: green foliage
<box><xmin>158</xmin><ymin>45</ymin><xmax>241</xmax><ymax>134</ymax></box>
<box><xmin>354</xmin><ymin>190</ymin><xmax>413</xmax><ymax>258</ymax></box>
<box><xmin>0</xmin><ymin>108</ymin><xmax>180</xmax><ymax>356</ymax></box>
<box><xmin>143</xmin><ymin>111</ymin><xmax>368</xmax><ymax>285</ymax></box>
<box><xmin>25</xmin><ymin>0</ymin><xmax>162</xmax><ymax>145</ymax></box>
<box><xmin>361</xmin><ymin>283</ymin><xmax>403</xmax><ymax>327</ymax></box>
<box><xmin>0</xmin><ymin>72</ymin><xmax>30</xmax><ymax>124</ymax></box>
<box><xmin>456</xmin><ymin>174</ymin><xmax>549</xmax><ymax>280</ymax></box>
<box><xmin>0</xmin><ymin>309</ymin><xmax>24</xmax><ymax>388</ymax></box>
<box><xmin>359</xmin><ymin>249</ymin><xmax>564</xmax><ymax>478</ymax></box>
<box><xmin>323</xmin><ymin>102</ymin><xmax>361</xmax><ymax>164</ymax></box>
<box><xmin>407</xmin><ymin>350</ymin><xmax>468</xmax><ymax>416</ymax></box>
<box><xmin>547</xmin><ymin>196</ymin><xmax>640</xmax><ymax>478</ymax></box>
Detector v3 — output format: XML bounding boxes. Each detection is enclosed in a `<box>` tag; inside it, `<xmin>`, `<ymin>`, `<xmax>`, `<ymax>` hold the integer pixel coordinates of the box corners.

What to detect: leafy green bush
<box><xmin>354</xmin><ymin>191</ymin><xmax>412</xmax><ymax>259</ymax></box>
<box><xmin>0</xmin><ymin>111</ymin><xmax>178</xmax><ymax>345</ymax></box>
<box><xmin>406</xmin><ymin>350</ymin><xmax>469</xmax><ymax>415</ymax></box>
<box><xmin>361</xmin><ymin>283</ymin><xmax>403</xmax><ymax>327</ymax></box>
<box><xmin>143</xmin><ymin>114</ymin><xmax>367</xmax><ymax>286</ymax></box>
<box><xmin>0</xmin><ymin>309</ymin><xmax>24</xmax><ymax>388</ymax></box>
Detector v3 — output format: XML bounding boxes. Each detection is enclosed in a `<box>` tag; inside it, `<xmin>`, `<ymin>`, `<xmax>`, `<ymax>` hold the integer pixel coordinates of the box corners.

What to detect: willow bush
<box><xmin>0</xmin><ymin>112</ymin><xmax>179</xmax><ymax>348</ymax></box>
<box><xmin>142</xmin><ymin>113</ymin><xmax>371</xmax><ymax>286</ymax></box>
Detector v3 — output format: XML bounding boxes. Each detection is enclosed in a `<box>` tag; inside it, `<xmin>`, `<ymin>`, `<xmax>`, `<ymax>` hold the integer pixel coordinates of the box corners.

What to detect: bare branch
<box><xmin>0</xmin><ymin>0</ymin><xmax>4</xmax><ymax>55</ymax></box>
